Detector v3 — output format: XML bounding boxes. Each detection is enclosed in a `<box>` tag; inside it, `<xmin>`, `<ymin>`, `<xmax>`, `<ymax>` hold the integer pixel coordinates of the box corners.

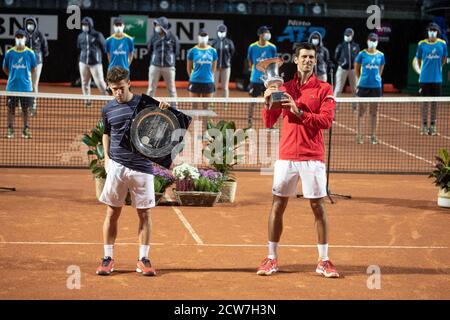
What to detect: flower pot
<box><xmin>95</xmin><ymin>177</ymin><xmax>106</xmax><ymax>200</ymax></box>
<box><xmin>173</xmin><ymin>189</ymin><xmax>221</xmax><ymax>207</ymax></box>
<box><xmin>219</xmin><ymin>180</ymin><xmax>237</xmax><ymax>203</ymax></box>
<box><xmin>155</xmin><ymin>192</ymin><xmax>164</xmax><ymax>206</ymax></box>
<box><xmin>438</xmin><ymin>188</ymin><xmax>450</xmax><ymax>208</ymax></box>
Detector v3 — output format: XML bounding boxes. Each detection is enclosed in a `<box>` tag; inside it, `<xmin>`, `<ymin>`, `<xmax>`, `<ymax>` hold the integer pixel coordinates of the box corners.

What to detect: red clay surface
<box><xmin>0</xmin><ymin>169</ymin><xmax>449</xmax><ymax>300</ymax></box>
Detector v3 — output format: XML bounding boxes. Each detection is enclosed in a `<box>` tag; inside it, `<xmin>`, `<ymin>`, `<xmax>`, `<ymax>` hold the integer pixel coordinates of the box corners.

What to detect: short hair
<box><xmin>106</xmin><ymin>66</ymin><xmax>129</xmax><ymax>84</ymax></box>
<box><xmin>294</xmin><ymin>42</ymin><xmax>317</xmax><ymax>56</ymax></box>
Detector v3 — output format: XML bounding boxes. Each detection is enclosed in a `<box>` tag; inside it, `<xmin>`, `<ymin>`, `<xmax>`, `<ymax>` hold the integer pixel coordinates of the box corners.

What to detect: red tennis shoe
<box><xmin>316</xmin><ymin>259</ymin><xmax>340</xmax><ymax>278</ymax></box>
<box><xmin>96</xmin><ymin>256</ymin><xmax>114</xmax><ymax>275</ymax></box>
<box><xmin>256</xmin><ymin>257</ymin><xmax>279</xmax><ymax>276</ymax></box>
<box><xmin>136</xmin><ymin>258</ymin><xmax>156</xmax><ymax>276</ymax></box>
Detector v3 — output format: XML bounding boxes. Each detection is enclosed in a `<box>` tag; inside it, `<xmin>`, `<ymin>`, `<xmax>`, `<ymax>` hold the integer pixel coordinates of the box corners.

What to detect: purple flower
<box><xmin>153</xmin><ymin>166</ymin><xmax>175</xmax><ymax>183</ymax></box>
<box><xmin>199</xmin><ymin>169</ymin><xmax>223</xmax><ymax>181</ymax></box>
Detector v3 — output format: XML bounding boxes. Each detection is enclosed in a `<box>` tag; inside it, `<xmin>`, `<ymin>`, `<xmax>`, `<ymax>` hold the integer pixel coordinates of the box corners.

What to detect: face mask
<box><xmin>198</xmin><ymin>35</ymin><xmax>209</xmax><ymax>44</ymax></box>
<box><xmin>344</xmin><ymin>35</ymin><xmax>352</xmax><ymax>42</ymax></box>
<box><xmin>367</xmin><ymin>40</ymin><xmax>378</xmax><ymax>49</ymax></box>
<box><xmin>263</xmin><ymin>33</ymin><xmax>271</xmax><ymax>41</ymax></box>
<box><xmin>114</xmin><ymin>25</ymin><xmax>124</xmax><ymax>33</ymax></box>
<box><xmin>155</xmin><ymin>26</ymin><xmax>162</xmax><ymax>33</ymax></box>
<box><xmin>311</xmin><ymin>38</ymin><xmax>320</xmax><ymax>46</ymax></box>
<box><xmin>428</xmin><ymin>31</ymin><xmax>438</xmax><ymax>39</ymax></box>
<box><xmin>15</xmin><ymin>38</ymin><xmax>25</xmax><ymax>47</ymax></box>
<box><xmin>82</xmin><ymin>25</ymin><xmax>89</xmax><ymax>32</ymax></box>
<box><xmin>26</xmin><ymin>24</ymin><xmax>35</xmax><ymax>32</ymax></box>
<box><xmin>217</xmin><ymin>32</ymin><xmax>226</xmax><ymax>39</ymax></box>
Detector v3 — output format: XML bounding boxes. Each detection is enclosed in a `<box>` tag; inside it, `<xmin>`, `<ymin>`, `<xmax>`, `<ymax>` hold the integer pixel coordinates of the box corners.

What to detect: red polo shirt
<box><xmin>262</xmin><ymin>73</ymin><xmax>335</xmax><ymax>162</ymax></box>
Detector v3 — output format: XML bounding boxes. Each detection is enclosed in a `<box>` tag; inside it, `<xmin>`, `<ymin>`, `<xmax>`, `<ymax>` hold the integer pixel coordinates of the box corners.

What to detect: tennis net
<box><xmin>0</xmin><ymin>91</ymin><xmax>448</xmax><ymax>174</ymax></box>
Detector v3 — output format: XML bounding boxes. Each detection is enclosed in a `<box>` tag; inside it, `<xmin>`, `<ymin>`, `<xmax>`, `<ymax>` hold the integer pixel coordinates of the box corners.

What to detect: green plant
<box><xmin>203</xmin><ymin>120</ymin><xmax>249</xmax><ymax>181</ymax></box>
<box><xmin>82</xmin><ymin>120</ymin><xmax>106</xmax><ymax>179</ymax></box>
<box><xmin>429</xmin><ymin>148</ymin><xmax>450</xmax><ymax>192</ymax></box>
<box><xmin>153</xmin><ymin>166</ymin><xmax>175</xmax><ymax>193</ymax></box>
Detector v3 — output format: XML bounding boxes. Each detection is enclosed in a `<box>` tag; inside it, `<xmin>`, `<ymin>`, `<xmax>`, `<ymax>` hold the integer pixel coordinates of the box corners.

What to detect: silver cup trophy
<box><xmin>256</xmin><ymin>57</ymin><xmax>287</xmax><ymax>109</ymax></box>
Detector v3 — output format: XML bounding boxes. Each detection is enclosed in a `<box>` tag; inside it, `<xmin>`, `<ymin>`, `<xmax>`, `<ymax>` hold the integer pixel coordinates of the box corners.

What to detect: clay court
<box><xmin>0</xmin><ymin>82</ymin><xmax>450</xmax><ymax>300</ymax></box>
<box><xmin>0</xmin><ymin>168</ymin><xmax>449</xmax><ymax>300</ymax></box>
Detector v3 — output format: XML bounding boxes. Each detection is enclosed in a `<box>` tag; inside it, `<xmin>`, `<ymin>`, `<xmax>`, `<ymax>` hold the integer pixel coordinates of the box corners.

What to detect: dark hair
<box><xmin>106</xmin><ymin>66</ymin><xmax>129</xmax><ymax>84</ymax></box>
<box><xmin>294</xmin><ymin>42</ymin><xmax>317</xmax><ymax>56</ymax></box>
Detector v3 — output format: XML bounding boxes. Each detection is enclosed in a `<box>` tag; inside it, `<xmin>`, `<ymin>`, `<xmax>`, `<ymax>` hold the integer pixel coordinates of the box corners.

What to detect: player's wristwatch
<box><xmin>295</xmin><ymin>108</ymin><xmax>304</xmax><ymax>117</ymax></box>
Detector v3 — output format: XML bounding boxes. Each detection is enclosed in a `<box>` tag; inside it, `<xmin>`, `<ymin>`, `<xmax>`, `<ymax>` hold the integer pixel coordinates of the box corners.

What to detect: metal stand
<box><xmin>297</xmin><ymin>67</ymin><xmax>351</xmax><ymax>203</ymax></box>
<box><xmin>0</xmin><ymin>187</ymin><xmax>16</xmax><ymax>192</ymax></box>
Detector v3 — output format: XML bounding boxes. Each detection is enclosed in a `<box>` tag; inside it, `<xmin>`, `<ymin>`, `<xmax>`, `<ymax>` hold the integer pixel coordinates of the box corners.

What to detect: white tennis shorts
<box><xmin>272</xmin><ymin>160</ymin><xmax>327</xmax><ymax>199</ymax></box>
<box><xmin>99</xmin><ymin>159</ymin><xmax>156</xmax><ymax>209</ymax></box>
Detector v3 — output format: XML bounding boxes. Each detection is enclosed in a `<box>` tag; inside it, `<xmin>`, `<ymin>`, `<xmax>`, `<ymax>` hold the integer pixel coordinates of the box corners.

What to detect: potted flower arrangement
<box><xmin>172</xmin><ymin>163</ymin><xmax>223</xmax><ymax>206</ymax></box>
<box><xmin>152</xmin><ymin>165</ymin><xmax>175</xmax><ymax>205</ymax></box>
<box><xmin>82</xmin><ymin>120</ymin><xmax>106</xmax><ymax>199</ymax></box>
<box><xmin>203</xmin><ymin>119</ymin><xmax>249</xmax><ymax>203</ymax></box>
<box><xmin>429</xmin><ymin>148</ymin><xmax>450</xmax><ymax>208</ymax></box>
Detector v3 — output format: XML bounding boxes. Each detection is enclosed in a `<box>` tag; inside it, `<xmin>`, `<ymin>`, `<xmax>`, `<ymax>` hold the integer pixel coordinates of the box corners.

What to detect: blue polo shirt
<box><xmin>355</xmin><ymin>49</ymin><xmax>385</xmax><ymax>88</ymax></box>
<box><xmin>247</xmin><ymin>41</ymin><xmax>277</xmax><ymax>84</ymax></box>
<box><xmin>415</xmin><ymin>39</ymin><xmax>448</xmax><ymax>83</ymax></box>
<box><xmin>2</xmin><ymin>47</ymin><xmax>37</xmax><ymax>92</ymax></box>
<box><xmin>102</xmin><ymin>94</ymin><xmax>153</xmax><ymax>174</ymax></box>
<box><xmin>187</xmin><ymin>45</ymin><xmax>218</xmax><ymax>84</ymax></box>
<box><xmin>105</xmin><ymin>33</ymin><xmax>134</xmax><ymax>71</ymax></box>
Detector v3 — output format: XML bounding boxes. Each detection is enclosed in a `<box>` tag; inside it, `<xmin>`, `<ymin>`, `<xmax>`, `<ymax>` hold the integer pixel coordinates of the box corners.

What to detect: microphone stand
<box><xmin>297</xmin><ymin>67</ymin><xmax>351</xmax><ymax>203</ymax></box>
<box><xmin>0</xmin><ymin>187</ymin><xmax>16</xmax><ymax>192</ymax></box>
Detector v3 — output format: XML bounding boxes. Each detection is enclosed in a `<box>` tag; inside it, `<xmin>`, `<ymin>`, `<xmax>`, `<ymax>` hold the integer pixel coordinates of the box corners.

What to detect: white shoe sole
<box><xmin>96</xmin><ymin>268</ymin><xmax>114</xmax><ymax>275</ymax></box>
<box><xmin>316</xmin><ymin>268</ymin><xmax>339</xmax><ymax>278</ymax></box>
<box><xmin>256</xmin><ymin>268</ymin><xmax>278</xmax><ymax>276</ymax></box>
<box><xmin>136</xmin><ymin>267</ymin><xmax>156</xmax><ymax>276</ymax></box>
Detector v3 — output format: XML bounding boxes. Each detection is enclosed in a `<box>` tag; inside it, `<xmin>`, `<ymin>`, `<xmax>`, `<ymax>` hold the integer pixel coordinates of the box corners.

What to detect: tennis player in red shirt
<box><xmin>257</xmin><ymin>42</ymin><xmax>339</xmax><ymax>278</ymax></box>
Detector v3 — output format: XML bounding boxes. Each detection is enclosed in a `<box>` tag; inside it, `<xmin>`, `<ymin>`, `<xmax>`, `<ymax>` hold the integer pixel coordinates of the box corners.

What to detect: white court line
<box><xmin>379</xmin><ymin>113</ymin><xmax>450</xmax><ymax>140</ymax></box>
<box><xmin>164</xmin><ymin>194</ymin><xmax>204</xmax><ymax>245</ymax></box>
<box><xmin>0</xmin><ymin>241</ymin><xmax>446</xmax><ymax>249</ymax></box>
<box><xmin>333</xmin><ymin>121</ymin><xmax>433</xmax><ymax>165</ymax></box>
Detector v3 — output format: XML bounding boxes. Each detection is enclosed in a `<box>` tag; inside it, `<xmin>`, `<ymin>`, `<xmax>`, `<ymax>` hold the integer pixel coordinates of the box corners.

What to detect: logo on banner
<box><xmin>0</xmin><ymin>14</ymin><xmax>58</xmax><ymax>40</ymax></box>
<box><xmin>122</xmin><ymin>15</ymin><xmax>147</xmax><ymax>45</ymax></box>
<box><xmin>149</xmin><ymin>18</ymin><xmax>223</xmax><ymax>44</ymax></box>
<box><xmin>375</xmin><ymin>23</ymin><xmax>392</xmax><ymax>42</ymax></box>
<box><xmin>277</xmin><ymin>20</ymin><xmax>326</xmax><ymax>44</ymax></box>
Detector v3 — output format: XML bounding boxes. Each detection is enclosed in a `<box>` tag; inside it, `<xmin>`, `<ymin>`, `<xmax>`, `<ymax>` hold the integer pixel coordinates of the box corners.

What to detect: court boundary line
<box><xmin>378</xmin><ymin>112</ymin><xmax>450</xmax><ymax>141</ymax></box>
<box><xmin>0</xmin><ymin>241</ymin><xmax>446</xmax><ymax>249</ymax></box>
<box><xmin>333</xmin><ymin>120</ymin><xmax>434</xmax><ymax>165</ymax></box>
<box><xmin>164</xmin><ymin>194</ymin><xmax>204</xmax><ymax>245</ymax></box>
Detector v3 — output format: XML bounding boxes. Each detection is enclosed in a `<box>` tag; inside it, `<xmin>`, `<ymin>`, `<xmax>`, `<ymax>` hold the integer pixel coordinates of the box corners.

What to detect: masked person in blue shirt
<box><xmin>416</xmin><ymin>22</ymin><xmax>448</xmax><ymax>136</ymax></box>
<box><xmin>186</xmin><ymin>29</ymin><xmax>217</xmax><ymax>98</ymax></box>
<box><xmin>2</xmin><ymin>30</ymin><xmax>37</xmax><ymax>139</ymax></box>
<box><xmin>354</xmin><ymin>33</ymin><xmax>385</xmax><ymax>145</ymax></box>
<box><xmin>246</xmin><ymin>25</ymin><xmax>277</xmax><ymax>127</ymax></box>
<box><xmin>105</xmin><ymin>17</ymin><xmax>134</xmax><ymax>72</ymax></box>
<box><xmin>247</xmin><ymin>26</ymin><xmax>277</xmax><ymax>97</ymax></box>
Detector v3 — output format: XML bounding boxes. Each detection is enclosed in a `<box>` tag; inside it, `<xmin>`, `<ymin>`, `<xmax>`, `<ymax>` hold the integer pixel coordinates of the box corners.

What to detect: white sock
<box><xmin>317</xmin><ymin>244</ymin><xmax>329</xmax><ymax>261</ymax></box>
<box><xmin>104</xmin><ymin>244</ymin><xmax>114</xmax><ymax>259</ymax></box>
<box><xmin>268</xmin><ymin>241</ymin><xmax>278</xmax><ymax>260</ymax></box>
<box><xmin>139</xmin><ymin>245</ymin><xmax>150</xmax><ymax>260</ymax></box>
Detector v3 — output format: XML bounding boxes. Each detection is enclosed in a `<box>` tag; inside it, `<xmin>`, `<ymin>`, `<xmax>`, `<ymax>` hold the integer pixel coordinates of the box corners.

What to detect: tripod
<box><xmin>0</xmin><ymin>187</ymin><xmax>16</xmax><ymax>192</ymax></box>
<box><xmin>297</xmin><ymin>67</ymin><xmax>351</xmax><ymax>204</ymax></box>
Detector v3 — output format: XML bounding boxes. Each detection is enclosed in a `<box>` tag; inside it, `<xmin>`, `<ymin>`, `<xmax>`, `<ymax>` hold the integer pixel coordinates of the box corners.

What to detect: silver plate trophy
<box><xmin>130</xmin><ymin>107</ymin><xmax>181</xmax><ymax>158</ymax></box>
<box><xmin>256</xmin><ymin>57</ymin><xmax>288</xmax><ymax>109</ymax></box>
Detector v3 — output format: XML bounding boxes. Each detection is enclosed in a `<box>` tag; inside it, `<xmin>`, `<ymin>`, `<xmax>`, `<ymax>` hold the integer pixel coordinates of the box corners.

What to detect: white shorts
<box><xmin>272</xmin><ymin>160</ymin><xmax>327</xmax><ymax>199</ymax></box>
<box><xmin>99</xmin><ymin>159</ymin><xmax>156</xmax><ymax>209</ymax></box>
